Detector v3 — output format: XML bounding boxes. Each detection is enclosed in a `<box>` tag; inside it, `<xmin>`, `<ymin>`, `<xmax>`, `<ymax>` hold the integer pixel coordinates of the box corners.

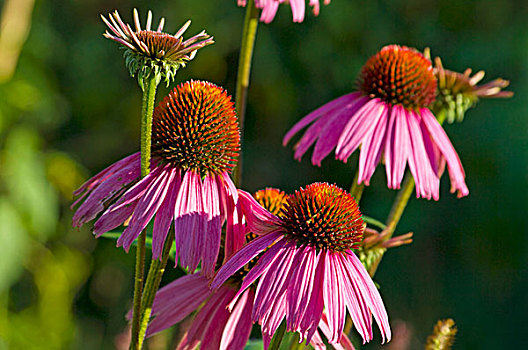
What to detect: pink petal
<box><xmin>336</xmin><ymin>98</ymin><xmax>386</xmax><ymax>162</ymax></box>
<box><xmin>357</xmin><ymin>102</ymin><xmax>389</xmax><ymax>185</ymax></box>
<box><xmin>341</xmin><ymin>252</ymin><xmax>391</xmax><ymax>343</ymax></box>
<box><xmin>405</xmin><ymin>109</ymin><xmax>439</xmax><ymax>200</ymax></box>
<box><xmin>117</xmin><ymin>166</ymin><xmax>172</xmax><ymax>251</ymax></box>
<box><xmin>220</xmin><ymin>288</ymin><xmax>255</xmax><ymax>350</ymax></box>
<box><xmin>146</xmin><ymin>273</ymin><xmax>211</xmax><ymax>336</ymax></box>
<box><xmin>384</xmin><ymin>105</ymin><xmax>410</xmax><ymax>189</ymax></box>
<box><xmin>289</xmin><ymin>0</ymin><xmax>306</xmax><ymax>22</ymax></box>
<box><xmin>311</xmin><ymin>95</ymin><xmax>369</xmax><ymax>166</ymax></box>
<box><xmin>72</xmin><ymin>154</ymin><xmax>141</xmax><ymax>227</ymax></box>
<box><xmin>334</xmin><ymin>253</ymin><xmax>372</xmax><ymax>342</ymax></box>
<box><xmin>420</xmin><ymin>108</ymin><xmax>469</xmax><ymax>197</ymax></box>
<box><xmin>283</xmin><ymin>92</ymin><xmax>362</xmax><ymax>146</ymax></box>
<box><xmin>299</xmin><ymin>249</ymin><xmax>325</xmax><ymax>343</ymax></box>
<box><xmin>323</xmin><ymin>251</ymin><xmax>345</xmax><ymax>344</ymax></box>
<box><xmin>211</xmin><ymin>230</ymin><xmax>284</xmax><ymax>289</ymax></box>
<box><xmin>152</xmin><ymin>168</ymin><xmax>181</xmax><ymax>259</ymax></box>
<box><xmin>201</xmin><ymin>174</ymin><xmax>223</xmax><ymax>277</ymax></box>
<box><xmin>286</xmin><ymin>245</ymin><xmax>319</xmax><ymax>332</ymax></box>
<box><xmin>253</xmin><ymin>241</ymin><xmax>297</xmax><ymax>324</ymax></box>
<box><xmin>293</xmin><ymin>111</ymin><xmax>335</xmax><ymax>162</ymax></box>
<box><xmin>174</xmin><ymin>171</ymin><xmax>206</xmax><ymax>272</ymax></box>
<box><xmin>237</xmin><ymin>189</ymin><xmax>281</xmax><ymax>234</ymax></box>
<box><xmin>228</xmin><ymin>238</ymin><xmax>289</xmax><ymax>310</ymax></box>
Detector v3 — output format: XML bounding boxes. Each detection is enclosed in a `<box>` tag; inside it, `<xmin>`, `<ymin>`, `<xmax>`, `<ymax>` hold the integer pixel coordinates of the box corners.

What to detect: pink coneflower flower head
<box><xmin>212</xmin><ymin>183</ymin><xmax>391</xmax><ymax>346</ymax></box>
<box><xmin>72</xmin><ymin>80</ymin><xmax>240</xmax><ymax>277</ymax></box>
<box><xmin>237</xmin><ymin>0</ymin><xmax>330</xmax><ymax>23</ymax></box>
<box><xmin>432</xmin><ymin>56</ymin><xmax>513</xmax><ymax>123</ymax></box>
<box><xmin>145</xmin><ymin>187</ymin><xmax>352</xmax><ymax>350</ymax></box>
<box><xmin>101</xmin><ymin>9</ymin><xmax>214</xmax><ymax>86</ymax></box>
<box><xmin>284</xmin><ymin>45</ymin><xmax>469</xmax><ymax>200</ymax></box>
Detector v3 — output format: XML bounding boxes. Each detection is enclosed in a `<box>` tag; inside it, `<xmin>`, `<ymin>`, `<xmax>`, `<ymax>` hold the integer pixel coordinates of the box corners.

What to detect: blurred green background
<box><xmin>0</xmin><ymin>0</ymin><xmax>526</xmax><ymax>349</ymax></box>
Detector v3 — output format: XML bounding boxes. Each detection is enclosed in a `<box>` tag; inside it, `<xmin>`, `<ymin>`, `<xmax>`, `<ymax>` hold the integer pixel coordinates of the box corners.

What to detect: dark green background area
<box><xmin>0</xmin><ymin>0</ymin><xmax>526</xmax><ymax>349</ymax></box>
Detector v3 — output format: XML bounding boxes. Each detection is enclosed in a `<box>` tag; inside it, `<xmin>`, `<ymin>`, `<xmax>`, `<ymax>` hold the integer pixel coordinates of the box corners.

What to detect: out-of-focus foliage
<box><xmin>0</xmin><ymin>0</ymin><xmax>526</xmax><ymax>349</ymax></box>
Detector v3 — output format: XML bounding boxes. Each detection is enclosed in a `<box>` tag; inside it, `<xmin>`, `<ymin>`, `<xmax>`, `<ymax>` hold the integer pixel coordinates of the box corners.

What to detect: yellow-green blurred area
<box><xmin>0</xmin><ymin>0</ymin><xmax>526</xmax><ymax>349</ymax></box>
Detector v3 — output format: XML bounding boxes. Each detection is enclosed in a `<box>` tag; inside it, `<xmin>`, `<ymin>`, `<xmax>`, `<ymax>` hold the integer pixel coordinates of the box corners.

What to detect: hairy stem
<box><xmin>137</xmin><ymin>229</ymin><xmax>175</xmax><ymax>348</ymax></box>
<box><xmin>233</xmin><ymin>0</ymin><xmax>259</xmax><ymax>187</ymax></box>
<box><xmin>130</xmin><ymin>74</ymin><xmax>158</xmax><ymax>350</ymax></box>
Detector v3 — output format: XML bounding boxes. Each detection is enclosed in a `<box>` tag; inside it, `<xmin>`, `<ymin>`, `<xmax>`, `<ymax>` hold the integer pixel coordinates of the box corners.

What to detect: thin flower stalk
<box><xmin>233</xmin><ymin>0</ymin><xmax>259</xmax><ymax>186</ymax></box>
<box><xmin>131</xmin><ymin>72</ymin><xmax>159</xmax><ymax>350</ymax></box>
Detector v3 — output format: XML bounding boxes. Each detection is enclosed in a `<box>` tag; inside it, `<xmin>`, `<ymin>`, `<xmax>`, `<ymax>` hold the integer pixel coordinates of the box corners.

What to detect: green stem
<box><xmin>269</xmin><ymin>319</ymin><xmax>287</xmax><ymax>350</ymax></box>
<box><xmin>349</xmin><ymin>170</ymin><xmax>365</xmax><ymax>203</ymax></box>
<box><xmin>233</xmin><ymin>0</ymin><xmax>259</xmax><ymax>187</ymax></box>
<box><xmin>368</xmin><ymin>173</ymin><xmax>415</xmax><ymax>277</ymax></box>
<box><xmin>130</xmin><ymin>74</ymin><xmax>158</xmax><ymax>350</ymax></box>
<box><xmin>137</xmin><ymin>229</ymin><xmax>175</xmax><ymax>349</ymax></box>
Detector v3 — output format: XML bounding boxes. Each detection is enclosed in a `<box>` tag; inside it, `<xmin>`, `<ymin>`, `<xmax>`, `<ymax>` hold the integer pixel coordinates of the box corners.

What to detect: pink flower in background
<box><xmin>72</xmin><ymin>80</ymin><xmax>240</xmax><ymax>277</ymax></box>
<box><xmin>212</xmin><ymin>183</ymin><xmax>391</xmax><ymax>346</ymax></box>
<box><xmin>284</xmin><ymin>45</ymin><xmax>469</xmax><ymax>200</ymax></box>
<box><xmin>143</xmin><ymin>188</ymin><xmax>354</xmax><ymax>350</ymax></box>
<box><xmin>238</xmin><ymin>0</ymin><xmax>331</xmax><ymax>23</ymax></box>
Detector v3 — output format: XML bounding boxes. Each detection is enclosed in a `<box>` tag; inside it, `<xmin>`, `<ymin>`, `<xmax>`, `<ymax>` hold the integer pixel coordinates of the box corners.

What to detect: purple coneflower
<box><xmin>238</xmin><ymin>0</ymin><xmax>330</xmax><ymax>23</ymax></box>
<box><xmin>144</xmin><ymin>188</ymin><xmax>353</xmax><ymax>349</ymax></box>
<box><xmin>101</xmin><ymin>9</ymin><xmax>214</xmax><ymax>85</ymax></box>
<box><xmin>211</xmin><ymin>183</ymin><xmax>391</xmax><ymax>346</ymax></box>
<box><xmin>72</xmin><ymin>80</ymin><xmax>240</xmax><ymax>277</ymax></box>
<box><xmin>284</xmin><ymin>45</ymin><xmax>469</xmax><ymax>200</ymax></box>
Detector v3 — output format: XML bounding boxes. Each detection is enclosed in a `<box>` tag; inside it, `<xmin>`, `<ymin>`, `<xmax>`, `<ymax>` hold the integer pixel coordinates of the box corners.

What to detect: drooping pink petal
<box><xmin>219</xmin><ymin>288</ymin><xmax>255</xmax><ymax>350</ymax></box>
<box><xmin>177</xmin><ymin>286</ymin><xmax>234</xmax><ymax>350</ymax></box>
<box><xmin>200</xmin><ymin>288</ymin><xmax>237</xmax><ymax>350</ymax></box>
<box><xmin>298</xmin><ymin>249</ymin><xmax>325</xmax><ymax>343</ymax></box>
<box><xmin>259</xmin><ymin>0</ymin><xmax>280</xmax><ymax>23</ymax></box>
<box><xmin>294</xmin><ymin>111</ymin><xmax>336</xmax><ymax>161</ymax></box>
<box><xmin>405</xmin><ymin>109</ymin><xmax>439</xmax><ymax>200</ymax></box>
<box><xmin>146</xmin><ymin>273</ymin><xmax>211</xmax><ymax>336</ymax></box>
<box><xmin>201</xmin><ymin>174</ymin><xmax>223</xmax><ymax>277</ymax></box>
<box><xmin>117</xmin><ymin>165</ymin><xmax>173</xmax><ymax>251</ymax></box>
<box><xmin>72</xmin><ymin>154</ymin><xmax>141</xmax><ymax>227</ymax></box>
<box><xmin>311</xmin><ymin>95</ymin><xmax>370</xmax><ymax>166</ymax></box>
<box><xmin>237</xmin><ymin>189</ymin><xmax>281</xmax><ymax>234</ymax></box>
<box><xmin>357</xmin><ymin>102</ymin><xmax>389</xmax><ymax>185</ymax></box>
<box><xmin>72</xmin><ymin>152</ymin><xmax>140</xmax><ymax>198</ymax></box>
<box><xmin>341</xmin><ymin>251</ymin><xmax>391</xmax><ymax>343</ymax></box>
<box><xmin>151</xmin><ymin>168</ymin><xmax>181</xmax><ymax>259</ymax></box>
<box><xmin>336</xmin><ymin>98</ymin><xmax>386</xmax><ymax>162</ymax></box>
<box><xmin>334</xmin><ymin>252</ymin><xmax>372</xmax><ymax>343</ymax></box>
<box><xmin>323</xmin><ymin>251</ymin><xmax>345</xmax><ymax>344</ymax></box>
<box><xmin>420</xmin><ymin>108</ymin><xmax>469</xmax><ymax>197</ymax></box>
<box><xmin>211</xmin><ymin>230</ymin><xmax>284</xmax><ymax>289</ymax></box>
<box><xmin>384</xmin><ymin>105</ymin><xmax>410</xmax><ymax>189</ymax></box>
<box><xmin>289</xmin><ymin>0</ymin><xmax>306</xmax><ymax>22</ymax></box>
<box><xmin>174</xmin><ymin>170</ymin><xmax>206</xmax><ymax>272</ymax></box>
<box><xmin>92</xmin><ymin>166</ymin><xmax>158</xmax><ymax>236</ymax></box>
<box><xmin>228</xmin><ymin>238</ymin><xmax>289</xmax><ymax>310</ymax></box>
<box><xmin>286</xmin><ymin>245</ymin><xmax>319</xmax><ymax>332</ymax></box>
<box><xmin>220</xmin><ymin>173</ymin><xmax>245</xmax><ymax>261</ymax></box>
<box><xmin>283</xmin><ymin>92</ymin><xmax>362</xmax><ymax>146</ymax></box>
<box><xmin>253</xmin><ymin>241</ymin><xmax>297</xmax><ymax>325</ymax></box>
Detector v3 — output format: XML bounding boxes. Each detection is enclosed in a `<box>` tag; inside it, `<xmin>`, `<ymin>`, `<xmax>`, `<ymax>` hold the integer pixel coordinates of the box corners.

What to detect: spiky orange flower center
<box><xmin>254</xmin><ymin>188</ymin><xmax>288</xmax><ymax>217</ymax></box>
<box><xmin>279</xmin><ymin>183</ymin><xmax>364</xmax><ymax>252</ymax></box>
<box><xmin>135</xmin><ymin>30</ymin><xmax>184</xmax><ymax>60</ymax></box>
<box><xmin>151</xmin><ymin>80</ymin><xmax>240</xmax><ymax>176</ymax></box>
<box><xmin>358</xmin><ymin>45</ymin><xmax>437</xmax><ymax>109</ymax></box>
